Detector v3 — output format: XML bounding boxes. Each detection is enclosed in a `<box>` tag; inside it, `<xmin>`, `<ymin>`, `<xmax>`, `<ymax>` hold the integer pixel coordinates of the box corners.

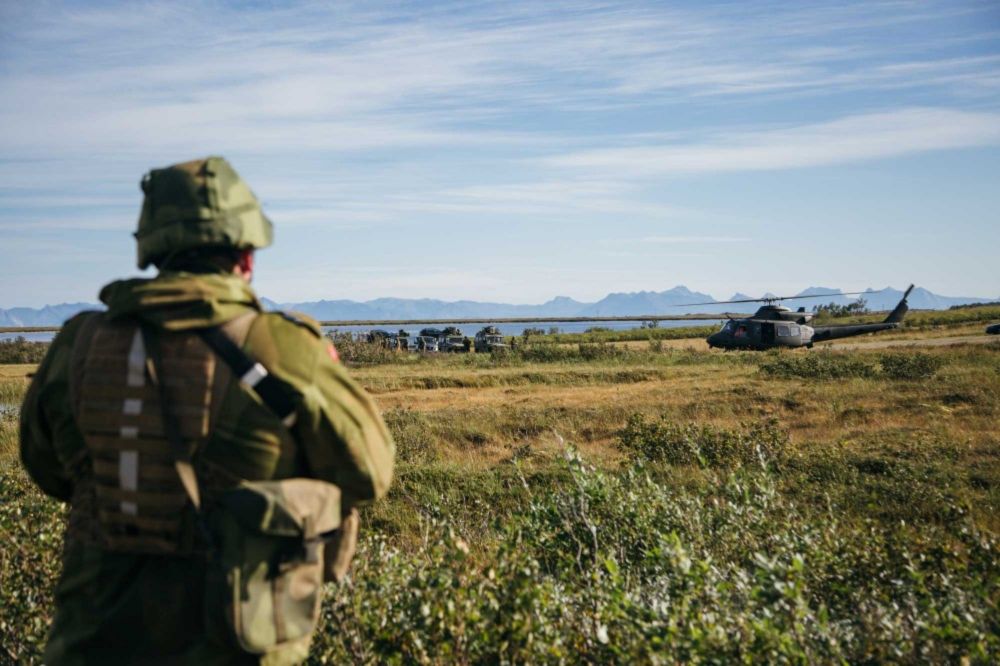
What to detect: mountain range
<box><xmin>1</xmin><ymin>286</ymin><xmax>995</xmax><ymax>327</ymax></box>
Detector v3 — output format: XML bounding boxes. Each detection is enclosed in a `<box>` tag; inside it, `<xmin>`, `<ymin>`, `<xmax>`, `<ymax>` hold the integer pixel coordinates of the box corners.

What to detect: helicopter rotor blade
<box><xmin>671</xmin><ymin>287</ymin><xmax>893</xmax><ymax>308</ymax></box>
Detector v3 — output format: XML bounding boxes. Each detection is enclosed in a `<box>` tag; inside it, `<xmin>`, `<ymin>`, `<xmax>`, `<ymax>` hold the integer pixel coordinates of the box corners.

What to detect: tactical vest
<box><xmin>69</xmin><ymin>314</ymin><xmax>250</xmax><ymax>554</ymax></box>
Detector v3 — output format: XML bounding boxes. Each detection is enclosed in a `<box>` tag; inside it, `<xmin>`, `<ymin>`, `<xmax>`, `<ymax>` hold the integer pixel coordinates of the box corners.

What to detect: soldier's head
<box><xmin>134</xmin><ymin>156</ymin><xmax>272</xmax><ymax>281</ymax></box>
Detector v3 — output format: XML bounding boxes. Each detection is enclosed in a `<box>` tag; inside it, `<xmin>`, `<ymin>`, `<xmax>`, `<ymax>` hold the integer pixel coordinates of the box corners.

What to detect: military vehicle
<box><xmin>987</xmin><ymin>323</ymin><xmax>1000</xmax><ymax>335</ymax></box>
<box><xmin>438</xmin><ymin>326</ymin><xmax>468</xmax><ymax>353</ymax></box>
<box><xmin>417</xmin><ymin>326</ymin><xmax>466</xmax><ymax>352</ymax></box>
<box><xmin>415</xmin><ymin>335</ymin><xmax>439</xmax><ymax>352</ymax></box>
<box><xmin>474</xmin><ymin>326</ymin><xmax>507</xmax><ymax>353</ymax></box>
<box><xmin>366</xmin><ymin>329</ymin><xmax>399</xmax><ymax>349</ymax></box>
<box><xmin>695</xmin><ymin>285</ymin><xmax>914</xmax><ymax>351</ymax></box>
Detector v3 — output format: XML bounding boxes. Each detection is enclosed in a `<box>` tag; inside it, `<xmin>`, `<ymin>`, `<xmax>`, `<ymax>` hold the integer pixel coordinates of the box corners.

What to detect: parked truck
<box><xmin>474</xmin><ymin>326</ymin><xmax>508</xmax><ymax>353</ymax></box>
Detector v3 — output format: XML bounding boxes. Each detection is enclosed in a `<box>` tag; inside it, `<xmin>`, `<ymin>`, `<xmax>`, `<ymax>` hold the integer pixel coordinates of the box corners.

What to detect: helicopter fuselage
<box><xmin>707</xmin><ymin>318</ymin><xmax>817</xmax><ymax>350</ymax></box>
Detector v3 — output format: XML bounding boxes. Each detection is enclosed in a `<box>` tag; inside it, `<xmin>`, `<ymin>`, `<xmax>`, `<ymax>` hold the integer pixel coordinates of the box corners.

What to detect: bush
<box><xmin>759</xmin><ymin>351</ymin><xmax>946</xmax><ymax>381</ymax></box>
<box><xmin>312</xmin><ymin>454</ymin><xmax>998</xmax><ymax>664</ymax></box>
<box><xmin>383</xmin><ymin>408</ymin><xmax>437</xmax><ymax>464</ymax></box>
<box><xmin>878</xmin><ymin>352</ymin><xmax>944</xmax><ymax>380</ymax></box>
<box><xmin>0</xmin><ymin>337</ymin><xmax>49</xmax><ymax>364</ymax></box>
<box><xmin>618</xmin><ymin>415</ymin><xmax>790</xmax><ymax>468</ymax></box>
<box><xmin>759</xmin><ymin>353</ymin><xmax>878</xmax><ymax>379</ymax></box>
<box><xmin>518</xmin><ymin>344</ymin><xmax>578</xmax><ymax>363</ymax></box>
<box><xmin>328</xmin><ymin>332</ymin><xmax>400</xmax><ymax>366</ymax></box>
<box><xmin>3</xmin><ymin>449</ymin><xmax>997</xmax><ymax>663</ymax></box>
<box><xmin>577</xmin><ymin>343</ymin><xmax>628</xmax><ymax>361</ymax></box>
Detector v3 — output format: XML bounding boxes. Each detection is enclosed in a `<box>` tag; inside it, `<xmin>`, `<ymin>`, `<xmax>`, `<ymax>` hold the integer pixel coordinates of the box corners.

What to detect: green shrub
<box><xmin>312</xmin><ymin>454</ymin><xmax>998</xmax><ymax>664</ymax></box>
<box><xmin>518</xmin><ymin>344</ymin><xmax>578</xmax><ymax>363</ymax></box>
<box><xmin>3</xmin><ymin>451</ymin><xmax>997</xmax><ymax>663</ymax></box>
<box><xmin>878</xmin><ymin>352</ymin><xmax>944</xmax><ymax>379</ymax></box>
<box><xmin>759</xmin><ymin>351</ymin><xmax>947</xmax><ymax>381</ymax></box>
<box><xmin>618</xmin><ymin>415</ymin><xmax>790</xmax><ymax>468</ymax></box>
<box><xmin>577</xmin><ymin>342</ymin><xmax>629</xmax><ymax>361</ymax></box>
<box><xmin>0</xmin><ymin>337</ymin><xmax>49</xmax><ymax>364</ymax></box>
<box><xmin>514</xmin><ymin>343</ymin><xmax>631</xmax><ymax>364</ymax></box>
<box><xmin>758</xmin><ymin>353</ymin><xmax>878</xmax><ymax>379</ymax></box>
<box><xmin>383</xmin><ymin>408</ymin><xmax>437</xmax><ymax>464</ymax></box>
<box><xmin>328</xmin><ymin>332</ymin><xmax>401</xmax><ymax>366</ymax></box>
<box><xmin>0</xmin><ymin>468</ymin><xmax>64</xmax><ymax>659</ymax></box>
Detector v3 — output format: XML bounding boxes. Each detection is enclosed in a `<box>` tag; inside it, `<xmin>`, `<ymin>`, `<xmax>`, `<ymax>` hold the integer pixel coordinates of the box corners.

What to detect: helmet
<box><xmin>134</xmin><ymin>156</ymin><xmax>273</xmax><ymax>269</ymax></box>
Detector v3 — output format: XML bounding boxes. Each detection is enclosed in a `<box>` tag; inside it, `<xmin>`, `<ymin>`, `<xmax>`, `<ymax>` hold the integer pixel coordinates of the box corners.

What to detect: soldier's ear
<box><xmin>235</xmin><ymin>249</ymin><xmax>255</xmax><ymax>281</ymax></box>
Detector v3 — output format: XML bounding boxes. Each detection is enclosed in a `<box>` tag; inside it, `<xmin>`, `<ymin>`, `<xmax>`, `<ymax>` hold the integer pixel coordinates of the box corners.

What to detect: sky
<box><xmin>1</xmin><ymin>0</ymin><xmax>998</xmax><ymax>308</ymax></box>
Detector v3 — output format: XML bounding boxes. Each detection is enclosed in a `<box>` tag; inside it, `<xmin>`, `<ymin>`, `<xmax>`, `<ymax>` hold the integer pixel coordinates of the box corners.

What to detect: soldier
<box><xmin>19</xmin><ymin>157</ymin><xmax>395</xmax><ymax>664</ymax></box>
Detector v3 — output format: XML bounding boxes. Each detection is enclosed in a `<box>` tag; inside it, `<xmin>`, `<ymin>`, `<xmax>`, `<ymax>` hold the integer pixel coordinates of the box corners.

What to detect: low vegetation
<box><xmin>618</xmin><ymin>414</ymin><xmax>790</xmax><ymax>468</ymax></box>
<box><xmin>0</xmin><ymin>337</ymin><xmax>49</xmax><ymax>365</ymax></box>
<box><xmin>759</xmin><ymin>350</ymin><xmax>945</xmax><ymax>380</ymax></box>
<box><xmin>812</xmin><ymin>304</ymin><xmax>1000</xmax><ymax>328</ymax></box>
<box><xmin>1</xmin><ymin>320</ymin><xmax>998</xmax><ymax>663</ymax></box>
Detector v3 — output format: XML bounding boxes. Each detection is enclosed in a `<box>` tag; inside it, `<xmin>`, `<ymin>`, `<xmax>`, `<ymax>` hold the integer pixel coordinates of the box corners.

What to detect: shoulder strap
<box><xmin>197</xmin><ymin>324</ymin><xmax>299</xmax><ymax>428</ymax></box>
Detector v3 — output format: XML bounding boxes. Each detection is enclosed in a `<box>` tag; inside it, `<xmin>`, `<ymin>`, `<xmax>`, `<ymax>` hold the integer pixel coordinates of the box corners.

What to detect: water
<box><xmin>322</xmin><ymin>318</ymin><xmax>720</xmax><ymax>338</ymax></box>
<box><xmin>2</xmin><ymin>318</ymin><xmax>721</xmax><ymax>344</ymax></box>
<box><xmin>0</xmin><ymin>331</ymin><xmax>55</xmax><ymax>342</ymax></box>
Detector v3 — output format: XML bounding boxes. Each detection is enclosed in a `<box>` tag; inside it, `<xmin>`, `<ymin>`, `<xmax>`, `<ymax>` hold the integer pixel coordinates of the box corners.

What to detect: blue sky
<box><xmin>1</xmin><ymin>0</ymin><xmax>998</xmax><ymax>308</ymax></box>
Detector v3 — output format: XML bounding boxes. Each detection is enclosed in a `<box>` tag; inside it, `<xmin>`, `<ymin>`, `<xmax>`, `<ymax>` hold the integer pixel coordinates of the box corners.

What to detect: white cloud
<box><xmin>3</xmin><ymin>1</ymin><xmax>998</xmax><ymax>160</ymax></box>
<box><xmin>546</xmin><ymin>108</ymin><xmax>1000</xmax><ymax>176</ymax></box>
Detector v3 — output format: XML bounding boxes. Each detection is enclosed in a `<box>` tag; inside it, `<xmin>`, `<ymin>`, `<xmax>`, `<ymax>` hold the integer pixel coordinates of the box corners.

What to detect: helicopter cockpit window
<box><xmin>776</xmin><ymin>325</ymin><xmax>791</xmax><ymax>337</ymax></box>
<box><xmin>789</xmin><ymin>325</ymin><xmax>800</xmax><ymax>336</ymax></box>
<box><xmin>720</xmin><ymin>321</ymin><xmax>736</xmax><ymax>333</ymax></box>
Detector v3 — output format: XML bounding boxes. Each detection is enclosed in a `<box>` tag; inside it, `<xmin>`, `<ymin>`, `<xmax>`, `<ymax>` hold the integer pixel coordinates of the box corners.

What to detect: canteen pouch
<box><xmin>205</xmin><ymin>478</ymin><xmax>344</xmax><ymax>656</ymax></box>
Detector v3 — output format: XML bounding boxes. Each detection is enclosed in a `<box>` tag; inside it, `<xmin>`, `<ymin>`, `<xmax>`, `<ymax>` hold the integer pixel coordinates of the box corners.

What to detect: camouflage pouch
<box><xmin>205</xmin><ymin>478</ymin><xmax>343</xmax><ymax>656</ymax></box>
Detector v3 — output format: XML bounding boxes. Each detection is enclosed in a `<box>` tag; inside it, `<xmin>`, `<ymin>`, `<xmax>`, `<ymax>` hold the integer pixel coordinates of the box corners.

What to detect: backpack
<box><xmin>72</xmin><ymin>312</ymin><xmax>357</xmax><ymax>658</ymax></box>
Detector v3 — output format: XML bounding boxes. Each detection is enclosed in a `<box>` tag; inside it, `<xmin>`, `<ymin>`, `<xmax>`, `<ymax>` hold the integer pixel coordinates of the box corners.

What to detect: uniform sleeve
<box><xmin>20</xmin><ymin>331</ymin><xmax>76</xmax><ymax>501</ymax></box>
<box><xmin>297</xmin><ymin>342</ymin><xmax>395</xmax><ymax>506</ymax></box>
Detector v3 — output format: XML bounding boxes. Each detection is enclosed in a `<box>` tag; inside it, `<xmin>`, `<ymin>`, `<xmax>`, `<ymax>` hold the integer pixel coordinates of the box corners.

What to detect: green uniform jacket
<box><xmin>20</xmin><ymin>272</ymin><xmax>395</xmax><ymax>665</ymax></box>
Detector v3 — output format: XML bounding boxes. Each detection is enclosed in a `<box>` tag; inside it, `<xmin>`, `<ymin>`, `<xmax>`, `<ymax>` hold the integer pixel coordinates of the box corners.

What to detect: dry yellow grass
<box><xmin>354</xmin><ymin>344</ymin><xmax>997</xmax><ymax>464</ymax></box>
<box><xmin>0</xmin><ymin>365</ymin><xmax>35</xmax><ymax>379</ymax></box>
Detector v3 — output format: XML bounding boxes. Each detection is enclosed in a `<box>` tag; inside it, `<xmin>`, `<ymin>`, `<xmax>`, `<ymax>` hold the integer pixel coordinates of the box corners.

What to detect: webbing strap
<box><xmin>141</xmin><ymin>321</ymin><xmax>300</xmax><ymax>517</ymax></box>
<box><xmin>197</xmin><ymin>326</ymin><xmax>299</xmax><ymax>427</ymax></box>
<box><xmin>140</xmin><ymin>325</ymin><xmax>202</xmax><ymax>510</ymax></box>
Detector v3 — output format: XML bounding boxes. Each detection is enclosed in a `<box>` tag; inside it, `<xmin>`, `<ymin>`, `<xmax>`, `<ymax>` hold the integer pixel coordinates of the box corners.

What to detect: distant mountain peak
<box><xmin>797</xmin><ymin>286</ymin><xmax>843</xmax><ymax>296</ymax></box>
<box><xmin>2</xmin><ymin>284</ymin><xmax>995</xmax><ymax>327</ymax></box>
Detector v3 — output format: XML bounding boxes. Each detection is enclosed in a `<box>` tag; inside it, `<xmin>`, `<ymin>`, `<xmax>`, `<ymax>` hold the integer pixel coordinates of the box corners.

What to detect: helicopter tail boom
<box><xmin>812</xmin><ymin>284</ymin><xmax>914</xmax><ymax>343</ymax></box>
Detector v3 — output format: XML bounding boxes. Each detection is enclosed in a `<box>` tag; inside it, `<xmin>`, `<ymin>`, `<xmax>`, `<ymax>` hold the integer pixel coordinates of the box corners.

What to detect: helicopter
<box><xmin>687</xmin><ymin>285</ymin><xmax>915</xmax><ymax>351</ymax></box>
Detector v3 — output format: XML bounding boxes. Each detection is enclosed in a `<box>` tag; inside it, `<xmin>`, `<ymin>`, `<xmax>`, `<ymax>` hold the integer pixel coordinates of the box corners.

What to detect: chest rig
<box><xmin>70</xmin><ymin>313</ymin><xmax>271</xmax><ymax>555</ymax></box>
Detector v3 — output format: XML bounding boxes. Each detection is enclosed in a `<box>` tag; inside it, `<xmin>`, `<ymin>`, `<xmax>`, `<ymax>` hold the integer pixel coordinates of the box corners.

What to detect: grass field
<box><xmin>1</xmin><ymin>319</ymin><xmax>998</xmax><ymax>663</ymax></box>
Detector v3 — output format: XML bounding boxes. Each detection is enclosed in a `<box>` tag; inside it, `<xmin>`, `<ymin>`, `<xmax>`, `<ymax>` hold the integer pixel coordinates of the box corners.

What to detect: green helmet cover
<box><xmin>135</xmin><ymin>156</ymin><xmax>273</xmax><ymax>269</ymax></box>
